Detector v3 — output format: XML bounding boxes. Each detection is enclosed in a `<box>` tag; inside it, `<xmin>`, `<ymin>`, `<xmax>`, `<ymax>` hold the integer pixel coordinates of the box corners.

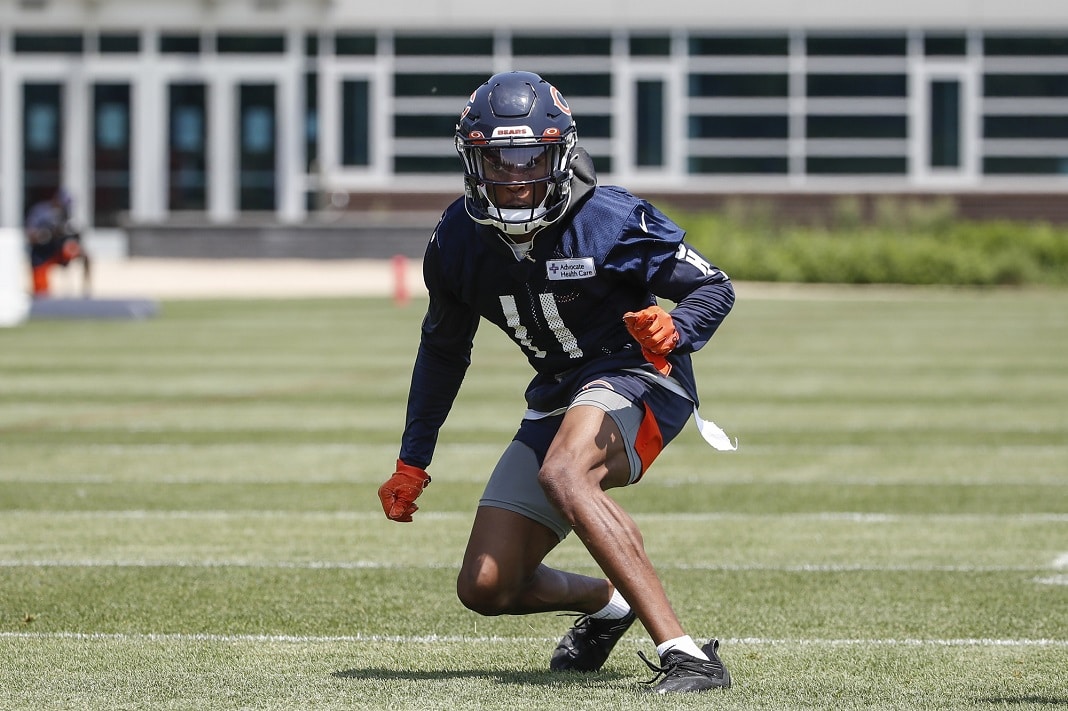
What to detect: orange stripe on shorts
<box><xmin>634</xmin><ymin>402</ymin><xmax>664</xmax><ymax>480</ymax></box>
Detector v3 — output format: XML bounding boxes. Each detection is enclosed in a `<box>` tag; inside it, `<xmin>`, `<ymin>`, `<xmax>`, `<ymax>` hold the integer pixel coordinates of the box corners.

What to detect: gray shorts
<box><xmin>479</xmin><ymin>388</ymin><xmax>646</xmax><ymax>541</ymax></box>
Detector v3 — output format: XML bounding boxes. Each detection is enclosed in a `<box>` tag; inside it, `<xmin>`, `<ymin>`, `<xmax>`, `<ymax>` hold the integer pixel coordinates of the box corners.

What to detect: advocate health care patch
<box><xmin>546</xmin><ymin>257</ymin><xmax>596</xmax><ymax>280</ymax></box>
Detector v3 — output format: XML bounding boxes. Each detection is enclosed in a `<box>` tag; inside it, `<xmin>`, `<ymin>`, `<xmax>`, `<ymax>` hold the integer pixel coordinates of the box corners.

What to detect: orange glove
<box><xmin>378</xmin><ymin>459</ymin><xmax>431</xmax><ymax>522</ymax></box>
<box><xmin>623</xmin><ymin>305</ymin><xmax>679</xmax><ymax>375</ymax></box>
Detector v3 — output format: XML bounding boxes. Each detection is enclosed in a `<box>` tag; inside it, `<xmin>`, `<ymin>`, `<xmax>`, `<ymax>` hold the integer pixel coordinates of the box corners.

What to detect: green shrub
<box><xmin>676</xmin><ymin>206</ymin><xmax>1068</xmax><ymax>286</ymax></box>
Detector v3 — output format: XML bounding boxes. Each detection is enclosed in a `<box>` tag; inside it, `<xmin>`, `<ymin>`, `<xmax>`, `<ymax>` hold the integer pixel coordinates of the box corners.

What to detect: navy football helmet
<box><xmin>455</xmin><ymin>71</ymin><xmax>578</xmax><ymax>237</ymax></box>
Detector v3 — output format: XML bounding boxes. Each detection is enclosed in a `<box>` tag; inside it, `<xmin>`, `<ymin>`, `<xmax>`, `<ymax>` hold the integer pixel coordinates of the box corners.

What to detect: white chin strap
<box><xmin>492</xmin><ymin>206</ymin><xmax>548</xmax><ymax>236</ymax></box>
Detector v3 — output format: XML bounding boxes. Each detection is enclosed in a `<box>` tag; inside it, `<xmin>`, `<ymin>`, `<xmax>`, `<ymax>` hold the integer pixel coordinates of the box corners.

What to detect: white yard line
<box><xmin>0</xmin><ymin>559</ymin><xmax>1060</xmax><ymax>574</ymax></box>
<box><xmin>1035</xmin><ymin>574</ymin><xmax>1068</xmax><ymax>586</ymax></box>
<box><xmin>6</xmin><ymin>474</ymin><xmax>1068</xmax><ymax>486</ymax></box>
<box><xmin>3</xmin><ymin>510</ymin><xmax>1068</xmax><ymax>523</ymax></box>
<box><xmin>2</xmin><ymin>631</ymin><xmax>1066</xmax><ymax>648</ymax></box>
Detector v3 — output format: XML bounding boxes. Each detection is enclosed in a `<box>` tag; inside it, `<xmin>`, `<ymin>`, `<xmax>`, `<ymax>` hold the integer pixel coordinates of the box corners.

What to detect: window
<box><xmin>576</xmin><ymin>115</ymin><xmax>612</xmax><ymax>138</ymax></box>
<box><xmin>690</xmin><ymin>115</ymin><xmax>788</xmax><ymax>139</ymax></box>
<box><xmin>99</xmin><ymin>33</ymin><xmax>140</xmax><ymax>54</ymax></box>
<box><xmin>92</xmin><ymin>84</ymin><xmax>132</xmax><ymax>227</ymax></box>
<box><xmin>985</xmin><ymin>74</ymin><xmax>1068</xmax><ymax>98</ymax></box>
<box><xmin>394</xmin><ymin>115</ymin><xmax>456</xmax><ymax>139</ymax></box>
<box><xmin>807</xmin><ymin>115</ymin><xmax>907</xmax><ymax>139</ymax></box>
<box><xmin>393</xmin><ymin>73</ymin><xmax>486</xmax><ymax>97</ymax></box>
<box><xmin>984</xmin><ymin>36</ymin><xmax>1068</xmax><ymax>56</ymax></box>
<box><xmin>216</xmin><ymin>34</ymin><xmax>286</xmax><ymax>54</ymax></box>
<box><xmin>690</xmin><ymin>156</ymin><xmax>788</xmax><ymax>174</ymax></box>
<box><xmin>394</xmin><ymin>156</ymin><xmax>456</xmax><ymax>173</ymax></box>
<box><xmin>238</xmin><ymin>84</ymin><xmax>277</xmax><ymax>211</ymax></box>
<box><xmin>160</xmin><ymin>34</ymin><xmax>200</xmax><ymax>54</ymax></box>
<box><xmin>550</xmin><ymin>74</ymin><xmax>612</xmax><ymax>97</ymax></box>
<box><xmin>635</xmin><ymin>81</ymin><xmax>665</xmax><ymax>167</ymax></box>
<box><xmin>14</xmin><ymin>33</ymin><xmax>83</xmax><ymax>53</ymax></box>
<box><xmin>335</xmin><ymin>34</ymin><xmax>376</xmax><ymax>55</ymax></box>
<box><xmin>689</xmin><ymin>73</ymin><xmax>789</xmax><ymax>97</ymax></box>
<box><xmin>807</xmin><ymin>157</ymin><xmax>907</xmax><ymax>174</ymax></box>
<box><xmin>168</xmin><ymin>83</ymin><xmax>207</xmax><ymax>211</ymax></box>
<box><xmin>984</xmin><ymin>157</ymin><xmax>1068</xmax><ymax>174</ymax></box>
<box><xmin>985</xmin><ymin>116</ymin><xmax>1068</xmax><ymax>139</ymax></box>
<box><xmin>689</xmin><ymin>35</ymin><xmax>788</xmax><ymax>56</ymax></box>
<box><xmin>630</xmin><ymin>36</ymin><xmax>671</xmax><ymax>56</ymax></box>
<box><xmin>925</xmin><ymin>35</ymin><xmax>967</xmax><ymax>56</ymax></box>
<box><xmin>305</xmin><ymin>73</ymin><xmax>318</xmax><ymax>173</ymax></box>
<box><xmin>394</xmin><ymin>35</ymin><xmax>492</xmax><ymax>55</ymax></box>
<box><xmin>807</xmin><ymin>36</ymin><xmax>907</xmax><ymax>56</ymax></box>
<box><xmin>513</xmin><ymin>35</ymin><xmax>611</xmax><ymax>56</ymax></box>
<box><xmin>929</xmin><ymin>81</ymin><xmax>961</xmax><ymax>168</ymax></box>
<box><xmin>341</xmin><ymin>80</ymin><xmax>370</xmax><ymax>167</ymax></box>
<box><xmin>807</xmin><ymin>74</ymin><xmax>907</xmax><ymax>97</ymax></box>
<box><xmin>22</xmin><ymin>83</ymin><xmax>63</xmax><ymax>213</ymax></box>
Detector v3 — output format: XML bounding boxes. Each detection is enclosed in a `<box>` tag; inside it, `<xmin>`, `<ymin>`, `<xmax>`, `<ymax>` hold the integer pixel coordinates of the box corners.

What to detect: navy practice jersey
<box><xmin>399</xmin><ymin>164</ymin><xmax>734</xmax><ymax>470</ymax></box>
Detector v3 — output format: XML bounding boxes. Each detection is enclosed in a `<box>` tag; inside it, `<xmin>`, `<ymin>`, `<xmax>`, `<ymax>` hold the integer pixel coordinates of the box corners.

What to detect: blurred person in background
<box><xmin>25</xmin><ymin>188</ymin><xmax>90</xmax><ymax>297</ymax></box>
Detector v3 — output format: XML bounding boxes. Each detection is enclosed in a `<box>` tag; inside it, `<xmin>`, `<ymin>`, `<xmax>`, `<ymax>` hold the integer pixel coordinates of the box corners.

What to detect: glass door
<box><xmin>168</xmin><ymin>83</ymin><xmax>208</xmax><ymax>212</ymax></box>
<box><xmin>22</xmin><ymin>83</ymin><xmax>63</xmax><ymax>216</ymax></box>
<box><xmin>916</xmin><ymin>65</ymin><xmax>976</xmax><ymax>183</ymax></box>
<box><xmin>238</xmin><ymin>83</ymin><xmax>277</xmax><ymax>211</ymax></box>
<box><xmin>624</xmin><ymin>64</ymin><xmax>677</xmax><ymax>178</ymax></box>
<box><xmin>635</xmin><ymin>79</ymin><xmax>666</xmax><ymax>168</ymax></box>
<box><xmin>92</xmin><ymin>83</ymin><xmax>131</xmax><ymax>227</ymax></box>
<box><xmin>929</xmin><ymin>78</ymin><xmax>962</xmax><ymax>170</ymax></box>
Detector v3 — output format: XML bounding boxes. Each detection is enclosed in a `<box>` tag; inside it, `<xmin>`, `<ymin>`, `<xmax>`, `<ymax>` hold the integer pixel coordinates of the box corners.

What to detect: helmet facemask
<box><xmin>457</xmin><ymin>133</ymin><xmax>576</xmax><ymax>238</ymax></box>
<box><xmin>455</xmin><ymin>72</ymin><xmax>579</xmax><ymax>238</ymax></box>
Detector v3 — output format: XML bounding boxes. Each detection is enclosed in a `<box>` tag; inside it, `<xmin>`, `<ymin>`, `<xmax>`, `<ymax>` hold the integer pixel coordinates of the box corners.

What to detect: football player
<box><xmin>25</xmin><ymin>188</ymin><xmax>89</xmax><ymax>297</ymax></box>
<box><xmin>379</xmin><ymin>71</ymin><xmax>735</xmax><ymax>693</ymax></box>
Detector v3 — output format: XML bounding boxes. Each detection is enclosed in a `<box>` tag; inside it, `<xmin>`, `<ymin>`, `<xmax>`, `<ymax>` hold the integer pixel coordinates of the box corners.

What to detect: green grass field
<box><xmin>1</xmin><ymin>286</ymin><xmax>1066</xmax><ymax>710</ymax></box>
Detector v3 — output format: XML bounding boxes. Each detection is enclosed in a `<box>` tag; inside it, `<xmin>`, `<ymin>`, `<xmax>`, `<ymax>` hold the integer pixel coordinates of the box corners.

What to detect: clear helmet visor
<box><xmin>457</xmin><ymin>133</ymin><xmax>576</xmax><ymax>237</ymax></box>
<box><xmin>477</xmin><ymin>145</ymin><xmax>554</xmax><ymax>184</ymax></box>
<box><xmin>470</xmin><ymin>144</ymin><xmax>560</xmax><ymax>231</ymax></box>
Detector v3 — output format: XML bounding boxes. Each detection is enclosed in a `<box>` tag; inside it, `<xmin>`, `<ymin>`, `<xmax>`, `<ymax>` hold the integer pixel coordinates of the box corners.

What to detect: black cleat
<box><xmin>550</xmin><ymin>611</ymin><xmax>637</xmax><ymax>672</ymax></box>
<box><xmin>639</xmin><ymin>639</ymin><xmax>731</xmax><ymax>694</ymax></box>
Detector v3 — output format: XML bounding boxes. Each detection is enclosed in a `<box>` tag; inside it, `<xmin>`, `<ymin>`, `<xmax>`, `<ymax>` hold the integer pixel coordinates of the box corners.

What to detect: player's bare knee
<box><xmin>537</xmin><ymin>461</ymin><xmax>594</xmax><ymax>524</ymax></box>
<box><xmin>455</xmin><ymin>566</ymin><xmax>515</xmax><ymax>616</ymax></box>
<box><xmin>536</xmin><ymin>461</ymin><xmax>570</xmax><ymax>513</ymax></box>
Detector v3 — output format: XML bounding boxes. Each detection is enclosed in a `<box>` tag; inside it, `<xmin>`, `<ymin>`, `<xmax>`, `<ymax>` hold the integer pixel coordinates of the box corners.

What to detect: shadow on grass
<box><xmin>332</xmin><ymin>667</ymin><xmax>632</xmax><ymax>687</ymax></box>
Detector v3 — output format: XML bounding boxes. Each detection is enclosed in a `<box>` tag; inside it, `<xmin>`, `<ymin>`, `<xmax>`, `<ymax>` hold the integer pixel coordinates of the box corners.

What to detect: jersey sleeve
<box><xmin>398</xmin><ymin>233</ymin><xmax>480</xmax><ymax>470</ymax></box>
<box><xmin>610</xmin><ymin>200</ymin><xmax>735</xmax><ymax>354</ymax></box>
<box><xmin>649</xmin><ymin>240</ymin><xmax>735</xmax><ymax>354</ymax></box>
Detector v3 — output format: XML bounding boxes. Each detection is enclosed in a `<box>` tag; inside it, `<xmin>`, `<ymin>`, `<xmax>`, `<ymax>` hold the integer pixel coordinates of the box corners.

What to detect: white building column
<box><xmin>277</xmin><ymin>28</ymin><xmax>306</xmax><ymax>223</ymax></box>
<box><xmin>208</xmin><ymin>72</ymin><xmax>235</xmax><ymax>223</ymax></box>
<box><xmin>63</xmin><ymin>68</ymin><xmax>90</xmax><ymax>227</ymax></box>
<box><xmin>131</xmin><ymin>29</ymin><xmax>166</xmax><ymax>223</ymax></box>
<box><xmin>0</xmin><ymin>31</ymin><xmax>21</xmax><ymax>228</ymax></box>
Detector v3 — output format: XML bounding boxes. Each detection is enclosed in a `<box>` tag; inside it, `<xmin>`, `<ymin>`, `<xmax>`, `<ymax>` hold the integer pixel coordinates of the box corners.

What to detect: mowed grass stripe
<box><xmin>4</xmin><ymin>510</ymin><xmax>1066</xmax><ymax>569</ymax></box>
<box><xmin>2</xmin><ymin>560</ymin><xmax>1063</xmax><ymax>574</ymax></box>
<box><xmin>4</xmin><ymin>566</ymin><xmax>1066</xmax><ymax>640</ymax></box>
<box><xmin>0</xmin><ymin>636</ymin><xmax>1065</xmax><ymax>711</ymax></box>
<box><xmin>1</xmin><ymin>480</ymin><xmax>1064</xmax><ymax>513</ymax></box>
<box><xmin>4</xmin><ymin>442</ymin><xmax>1068</xmax><ymax>486</ymax></box>
<box><xmin>1</xmin><ymin>291</ymin><xmax>1065</xmax><ymax>710</ymax></box>
<box><xmin>5</xmin><ymin>631</ymin><xmax>1068</xmax><ymax>647</ymax></box>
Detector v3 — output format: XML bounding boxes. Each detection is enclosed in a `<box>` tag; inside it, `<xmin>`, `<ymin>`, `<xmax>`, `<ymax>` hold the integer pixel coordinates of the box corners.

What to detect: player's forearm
<box><xmin>667</xmin><ymin>279</ymin><xmax>735</xmax><ymax>353</ymax></box>
<box><xmin>397</xmin><ymin>341</ymin><xmax>470</xmax><ymax>469</ymax></box>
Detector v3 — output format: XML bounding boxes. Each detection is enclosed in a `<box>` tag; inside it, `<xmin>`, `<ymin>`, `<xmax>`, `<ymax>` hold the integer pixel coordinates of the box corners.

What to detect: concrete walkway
<box><xmin>41</xmin><ymin>257</ymin><xmax>895</xmax><ymax>303</ymax></box>
<box><xmin>44</xmin><ymin>258</ymin><xmax>427</xmax><ymax>300</ymax></box>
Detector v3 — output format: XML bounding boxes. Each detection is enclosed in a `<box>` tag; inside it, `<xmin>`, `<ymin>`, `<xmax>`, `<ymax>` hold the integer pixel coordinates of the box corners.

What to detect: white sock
<box><xmin>588</xmin><ymin>589</ymin><xmax>631</xmax><ymax>620</ymax></box>
<box><xmin>656</xmin><ymin>635</ymin><xmax>709</xmax><ymax>661</ymax></box>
